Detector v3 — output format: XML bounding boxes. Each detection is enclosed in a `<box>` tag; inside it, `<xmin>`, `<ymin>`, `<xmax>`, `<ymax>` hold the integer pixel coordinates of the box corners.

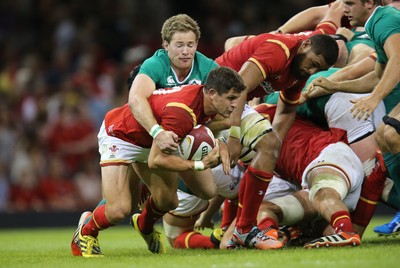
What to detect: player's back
<box><xmin>255</xmin><ymin>104</ymin><xmax>347</xmax><ymax>184</ymax></box>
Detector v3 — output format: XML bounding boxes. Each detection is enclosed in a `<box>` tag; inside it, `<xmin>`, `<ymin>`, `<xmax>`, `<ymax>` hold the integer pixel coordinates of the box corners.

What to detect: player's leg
<box><xmin>179</xmin><ymin>169</ymin><xmax>217</xmax><ymax>200</ymax></box>
<box><xmin>260</xmin><ymin>176</ymin><xmax>318</xmax><ymax>246</ymax></box>
<box><xmin>231</xmin><ymin>111</ymin><xmax>282</xmax><ymax>249</ymax></box>
<box><xmin>131</xmin><ymin>165</ymin><xmax>179</xmax><ymax>254</ymax></box>
<box><xmin>163</xmin><ymin>191</ymin><xmax>217</xmax><ymax>249</ymax></box>
<box><xmin>257</xmin><ymin>176</ymin><xmax>301</xmax><ymax>245</ymax></box>
<box><xmin>373</xmin><ymin>104</ymin><xmax>400</xmax><ymax>236</ymax></box>
<box><xmin>302</xmin><ymin>142</ymin><xmax>363</xmax><ymax>248</ymax></box>
<box><xmin>351</xmin><ymin>150</ymin><xmax>387</xmax><ymax>237</ymax></box>
<box><xmin>71</xmin><ymin>124</ymin><xmax>141</xmax><ymax>257</ymax></box>
<box><xmin>73</xmin><ymin>164</ymin><xmax>137</xmax><ymax>257</ymax></box>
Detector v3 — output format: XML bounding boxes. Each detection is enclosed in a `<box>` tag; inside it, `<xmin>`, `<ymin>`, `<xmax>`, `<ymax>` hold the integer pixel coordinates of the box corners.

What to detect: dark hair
<box><xmin>362</xmin><ymin>0</ymin><xmax>384</xmax><ymax>5</ymax></box>
<box><xmin>204</xmin><ymin>66</ymin><xmax>245</xmax><ymax>95</ymax></box>
<box><xmin>127</xmin><ymin>64</ymin><xmax>142</xmax><ymax>90</ymax></box>
<box><xmin>308</xmin><ymin>34</ymin><xmax>339</xmax><ymax>66</ymax></box>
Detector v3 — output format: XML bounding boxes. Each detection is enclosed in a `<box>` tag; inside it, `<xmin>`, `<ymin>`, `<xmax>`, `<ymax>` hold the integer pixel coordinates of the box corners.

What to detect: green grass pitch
<box><xmin>0</xmin><ymin>216</ymin><xmax>399</xmax><ymax>268</ymax></box>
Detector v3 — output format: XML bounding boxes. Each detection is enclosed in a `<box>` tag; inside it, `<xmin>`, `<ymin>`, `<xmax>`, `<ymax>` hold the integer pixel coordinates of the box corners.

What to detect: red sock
<box><xmin>236</xmin><ymin>165</ymin><xmax>272</xmax><ymax>233</ymax></box>
<box><xmin>221</xmin><ymin>198</ymin><xmax>238</xmax><ymax>230</ymax></box>
<box><xmin>352</xmin><ymin>165</ymin><xmax>387</xmax><ymax>227</ymax></box>
<box><xmin>82</xmin><ymin>204</ymin><xmax>112</xmax><ymax>237</ymax></box>
<box><xmin>351</xmin><ymin>155</ymin><xmax>387</xmax><ymax>227</ymax></box>
<box><xmin>139</xmin><ymin>196</ymin><xmax>168</xmax><ymax>234</ymax></box>
<box><xmin>235</xmin><ymin>174</ymin><xmax>247</xmax><ymax>224</ymax></box>
<box><xmin>173</xmin><ymin>231</ymin><xmax>216</xmax><ymax>249</ymax></box>
<box><xmin>331</xmin><ymin>210</ymin><xmax>354</xmax><ymax>233</ymax></box>
<box><xmin>258</xmin><ymin>217</ymin><xmax>278</xmax><ymax>230</ymax></box>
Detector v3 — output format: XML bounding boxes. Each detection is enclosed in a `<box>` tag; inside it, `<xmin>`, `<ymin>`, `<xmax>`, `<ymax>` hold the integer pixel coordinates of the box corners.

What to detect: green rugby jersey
<box><xmin>139</xmin><ymin>49</ymin><xmax>218</xmax><ymax>88</ymax></box>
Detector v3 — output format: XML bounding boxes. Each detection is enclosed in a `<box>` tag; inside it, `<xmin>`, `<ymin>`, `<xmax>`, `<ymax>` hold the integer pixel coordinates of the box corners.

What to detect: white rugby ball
<box><xmin>179</xmin><ymin>125</ymin><xmax>216</xmax><ymax>160</ymax></box>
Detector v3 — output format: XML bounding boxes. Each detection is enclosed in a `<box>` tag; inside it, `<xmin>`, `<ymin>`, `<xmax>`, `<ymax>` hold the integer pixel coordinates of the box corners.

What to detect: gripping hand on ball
<box><xmin>154</xmin><ymin>130</ymin><xmax>179</xmax><ymax>154</ymax></box>
<box><xmin>201</xmin><ymin>144</ymin><xmax>221</xmax><ymax>170</ymax></box>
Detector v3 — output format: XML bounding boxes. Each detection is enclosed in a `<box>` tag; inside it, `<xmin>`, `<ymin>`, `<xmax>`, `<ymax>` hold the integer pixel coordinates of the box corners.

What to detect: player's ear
<box><xmin>300</xmin><ymin>39</ymin><xmax>312</xmax><ymax>53</ymax></box>
<box><xmin>365</xmin><ymin>0</ymin><xmax>375</xmax><ymax>10</ymax></box>
<box><xmin>162</xmin><ymin>40</ymin><xmax>169</xmax><ymax>50</ymax></box>
<box><xmin>207</xmin><ymin>87</ymin><xmax>218</xmax><ymax>100</ymax></box>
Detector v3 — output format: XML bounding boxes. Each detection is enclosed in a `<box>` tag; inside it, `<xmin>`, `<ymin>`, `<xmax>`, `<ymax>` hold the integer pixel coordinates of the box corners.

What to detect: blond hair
<box><xmin>161</xmin><ymin>14</ymin><xmax>201</xmax><ymax>43</ymax></box>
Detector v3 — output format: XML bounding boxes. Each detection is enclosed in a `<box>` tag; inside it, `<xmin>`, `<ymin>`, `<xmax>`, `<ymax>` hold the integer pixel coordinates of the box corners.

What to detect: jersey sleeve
<box><xmin>314</xmin><ymin>21</ymin><xmax>338</xmax><ymax>35</ymax></box>
<box><xmin>280</xmin><ymin>80</ymin><xmax>305</xmax><ymax>105</ymax></box>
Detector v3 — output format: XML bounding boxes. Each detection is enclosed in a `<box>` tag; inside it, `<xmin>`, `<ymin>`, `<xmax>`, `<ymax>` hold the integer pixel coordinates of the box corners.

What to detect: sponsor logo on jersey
<box><xmin>259</xmin><ymin>81</ymin><xmax>275</xmax><ymax>95</ymax></box>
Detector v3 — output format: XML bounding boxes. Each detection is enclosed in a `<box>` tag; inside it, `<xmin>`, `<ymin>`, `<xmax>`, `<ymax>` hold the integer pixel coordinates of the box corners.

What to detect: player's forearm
<box><xmin>200</xmin><ymin>195</ymin><xmax>226</xmax><ymax>223</ymax></box>
<box><xmin>329</xmin><ymin>57</ymin><xmax>375</xmax><ymax>82</ymax></box>
<box><xmin>128</xmin><ymin>98</ymin><xmax>157</xmax><ymax>132</ymax></box>
<box><xmin>148</xmin><ymin>143</ymin><xmax>217</xmax><ymax>172</ymax></box>
<box><xmin>206</xmin><ymin>116</ymin><xmax>232</xmax><ymax>134</ymax></box>
<box><xmin>333</xmin><ymin>71</ymin><xmax>379</xmax><ymax>93</ymax></box>
<box><xmin>128</xmin><ymin>75</ymin><xmax>157</xmax><ymax>133</ymax></box>
<box><xmin>149</xmin><ymin>154</ymin><xmax>197</xmax><ymax>171</ymax></box>
<box><xmin>278</xmin><ymin>5</ymin><xmax>328</xmax><ymax>33</ymax></box>
<box><xmin>229</xmin><ymin>91</ymin><xmax>247</xmax><ymax>131</ymax></box>
<box><xmin>371</xmin><ymin>55</ymin><xmax>400</xmax><ymax>101</ymax></box>
<box><xmin>271</xmin><ymin>101</ymin><xmax>296</xmax><ymax>141</ymax></box>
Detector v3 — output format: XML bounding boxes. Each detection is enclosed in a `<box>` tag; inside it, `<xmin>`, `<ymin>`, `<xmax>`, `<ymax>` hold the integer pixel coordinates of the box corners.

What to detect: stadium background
<box><xmin>0</xmin><ymin>0</ymin><xmax>394</xmax><ymax>228</ymax></box>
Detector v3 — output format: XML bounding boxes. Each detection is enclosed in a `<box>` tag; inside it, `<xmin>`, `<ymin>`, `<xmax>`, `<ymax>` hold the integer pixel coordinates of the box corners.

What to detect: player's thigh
<box><xmin>264</xmin><ymin>175</ymin><xmax>300</xmax><ymax>202</ymax></box>
<box><xmin>303</xmin><ymin>142</ymin><xmax>364</xmax><ymax>192</ymax></box>
<box><xmin>134</xmin><ymin>163</ymin><xmax>178</xmax><ymax>194</ymax></box>
<box><xmin>291</xmin><ymin>190</ymin><xmax>317</xmax><ymax>223</ymax></box>
<box><xmin>383</xmin><ymin>104</ymin><xmax>400</xmax><ymax>151</ymax></box>
<box><xmin>134</xmin><ymin>163</ymin><xmax>179</xmax><ymax>208</ymax></box>
<box><xmin>179</xmin><ymin>169</ymin><xmax>217</xmax><ymax>200</ymax></box>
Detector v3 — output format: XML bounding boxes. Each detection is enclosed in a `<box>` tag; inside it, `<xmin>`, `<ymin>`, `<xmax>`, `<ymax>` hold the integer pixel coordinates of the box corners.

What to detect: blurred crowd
<box><xmin>0</xmin><ymin>0</ymin><xmax>321</xmax><ymax>213</ymax></box>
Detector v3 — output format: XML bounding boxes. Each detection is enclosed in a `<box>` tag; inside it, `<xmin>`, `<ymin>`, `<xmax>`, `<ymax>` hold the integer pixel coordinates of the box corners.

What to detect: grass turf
<box><xmin>0</xmin><ymin>216</ymin><xmax>399</xmax><ymax>268</ymax></box>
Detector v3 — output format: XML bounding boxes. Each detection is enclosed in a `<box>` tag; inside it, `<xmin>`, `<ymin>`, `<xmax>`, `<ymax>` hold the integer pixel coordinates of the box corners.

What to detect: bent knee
<box><xmin>383</xmin><ymin>125</ymin><xmax>400</xmax><ymax>149</ymax></box>
<box><xmin>106</xmin><ymin>204</ymin><xmax>132</xmax><ymax>222</ymax></box>
<box><xmin>196</xmin><ymin>185</ymin><xmax>217</xmax><ymax>200</ymax></box>
<box><xmin>257</xmin><ymin>131</ymin><xmax>282</xmax><ymax>154</ymax></box>
<box><xmin>153</xmin><ymin>195</ymin><xmax>179</xmax><ymax>211</ymax></box>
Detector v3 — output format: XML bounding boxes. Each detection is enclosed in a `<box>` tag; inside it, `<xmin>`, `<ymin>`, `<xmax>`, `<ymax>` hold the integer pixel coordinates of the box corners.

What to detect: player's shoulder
<box><xmin>142</xmin><ymin>49</ymin><xmax>170</xmax><ymax>68</ymax></box>
<box><xmin>259</xmin><ymin>32</ymin><xmax>301</xmax><ymax>47</ymax></box>
<box><xmin>194</xmin><ymin>51</ymin><xmax>218</xmax><ymax>66</ymax></box>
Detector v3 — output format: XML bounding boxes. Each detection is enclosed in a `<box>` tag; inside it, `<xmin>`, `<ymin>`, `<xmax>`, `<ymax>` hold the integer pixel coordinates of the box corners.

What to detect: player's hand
<box><xmin>202</xmin><ymin>143</ymin><xmax>221</xmax><ymax>169</ymax></box>
<box><xmin>298</xmin><ymin>91</ymin><xmax>310</xmax><ymax>105</ymax></box>
<box><xmin>308</xmin><ymin>77</ymin><xmax>336</xmax><ymax>92</ymax></box>
<box><xmin>350</xmin><ymin>95</ymin><xmax>380</xmax><ymax>121</ymax></box>
<box><xmin>227</xmin><ymin>137</ymin><xmax>241</xmax><ymax>167</ymax></box>
<box><xmin>154</xmin><ymin>130</ymin><xmax>179</xmax><ymax>154</ymax></box>
<box><xmin>217</xmin><ymin>140</ymin><xmax>231</xmax><ymax>175</ymax></box>
<box><xmin>336</xmin><ymin>27</ymin><xmax>355</xmax><ymax>42</ymax></box>
<box><xmin>194</xmin><ymin>214</ymin><xmax>214</xmax><ymax>230</ymax></box>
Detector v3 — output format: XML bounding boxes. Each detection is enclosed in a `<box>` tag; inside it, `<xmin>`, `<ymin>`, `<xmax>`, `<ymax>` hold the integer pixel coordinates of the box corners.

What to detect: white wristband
<box><xmin>149</xmin><ymin>124</ymin><xmax>164</xmax><ymax>139</ymax></box>
<box><xmin>194</xmin><ymin>161</ymin><xmax>205</xmax><ymax>171</ymax></box>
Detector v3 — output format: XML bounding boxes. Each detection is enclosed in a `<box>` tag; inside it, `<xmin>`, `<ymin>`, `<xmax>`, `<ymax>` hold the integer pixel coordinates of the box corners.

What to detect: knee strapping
<box><xmin>383</xmin><ymin>115</ymin><xmax>400</xmax><ymax>135</ymax></box>
<box><xmin>268</xmin><ymin>195</ymin><xmax>304</xmax><ymax>226</ymax></box>
<box><xmin>309</xmin><ymin>174</ymin><xmax>348</xmax><ymax>203</ymax></box>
